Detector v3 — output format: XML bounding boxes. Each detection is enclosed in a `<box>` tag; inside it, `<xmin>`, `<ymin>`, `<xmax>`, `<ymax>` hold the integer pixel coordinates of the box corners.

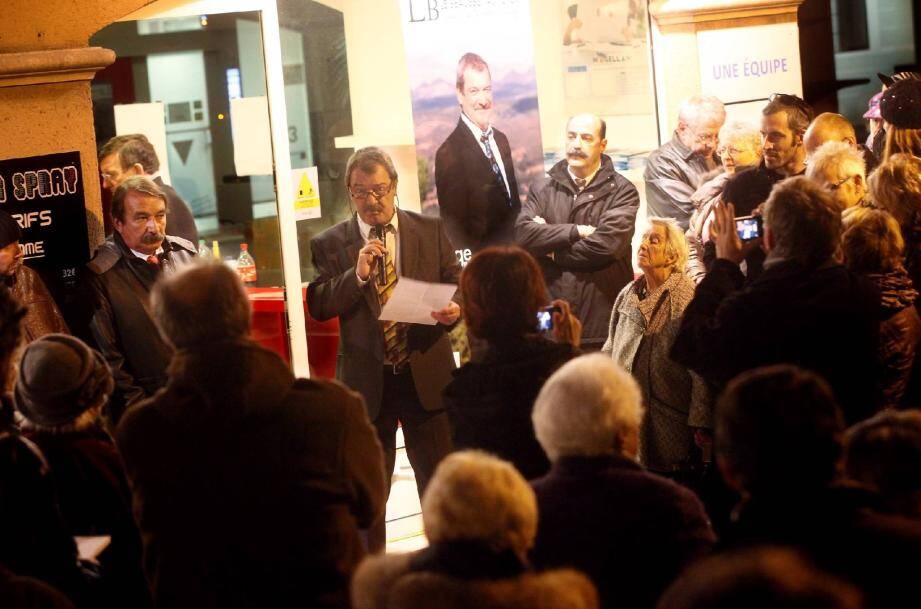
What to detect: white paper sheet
<box><xmin>114</xmin><ymin>102</ymin><xmax>171</xmax><ymax>185</ymax></box>
<box><xmin>230</xmin><ymin>96</ymin><xmax>273</xmax><ymax>176</ymax></box>
<box><xmin>379</xmin><ymin>277</ymin><xmax>457</xmax><ymax>325</ymax></box>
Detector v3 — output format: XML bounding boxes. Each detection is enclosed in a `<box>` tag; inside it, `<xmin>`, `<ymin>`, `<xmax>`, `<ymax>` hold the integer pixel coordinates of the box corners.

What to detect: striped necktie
<box><xmin>376</xmin><ymin>246</ymin><xmax>410</xmax><ymax>369</ymax></box>
<box><xmin>480</xmin><ymin>133</ymin><xmax>511</xmax><ymax>205</ymax></box>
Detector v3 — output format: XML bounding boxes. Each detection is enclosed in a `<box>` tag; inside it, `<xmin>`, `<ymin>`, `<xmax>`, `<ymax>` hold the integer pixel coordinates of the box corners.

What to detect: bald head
<box><xmin>804</xmin><ymin>113</ymin><xmax>857</xmax><ymax>158</ymax></box>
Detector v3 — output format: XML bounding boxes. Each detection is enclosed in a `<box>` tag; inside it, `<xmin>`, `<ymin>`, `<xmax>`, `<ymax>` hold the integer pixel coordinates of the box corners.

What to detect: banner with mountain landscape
<box><xmin>400</xmin><ymin>0</ymin><xmax>544</xmax><ymax>215</ymax></box>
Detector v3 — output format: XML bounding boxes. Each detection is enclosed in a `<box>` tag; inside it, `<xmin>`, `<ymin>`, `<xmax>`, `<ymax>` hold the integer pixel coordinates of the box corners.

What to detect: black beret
<box><xmin>880</xmin><ymin>78</ymin><xmax>921</xmax><ymax>129</ymax></box>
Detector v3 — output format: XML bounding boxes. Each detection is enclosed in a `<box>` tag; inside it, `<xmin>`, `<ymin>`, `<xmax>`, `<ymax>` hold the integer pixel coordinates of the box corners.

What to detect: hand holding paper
<box><xmin>379</xmin><ymin>277</ymin><xmax>458</xmax><ymax>325</ymax></box>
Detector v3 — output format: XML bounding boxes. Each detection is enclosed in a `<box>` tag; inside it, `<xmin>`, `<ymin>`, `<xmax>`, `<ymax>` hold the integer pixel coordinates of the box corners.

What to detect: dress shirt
<box><xmin>130</xmin><ymin>246</ymin><xmax>163</xmax><ymax>261</ymax></box>
<box><xmin>460</xmin><ymin>112</ymin><xmax>511</xmax><ymax>199</ymax></box>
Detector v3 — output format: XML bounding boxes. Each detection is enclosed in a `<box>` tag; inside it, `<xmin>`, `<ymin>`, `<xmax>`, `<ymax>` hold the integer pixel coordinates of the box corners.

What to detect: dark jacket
<box><xmin>114</xmin><ymin>339</ymin><xmax>386</xmax><ymax>609</ymax></box>
<box><xmin>0</xmin><ymin>565</ymin><xmax>76</xmax><ymax>609</ymax></box>
<box><xmin>24</xmin><ymin>427</ymin><xmax>150</xmax><ymax>608</ymax></box>
<box><xmin>672</xmin><ymin>258</ymin><xmax>881</xmax><ymax>425</ymax></box>
<box><xmin>153</xmin><ymin>177</ymin><xmax>198</xmax><ymax>246</ymax></box>
<box><xmin>435</xmin><ymin>119</ymin><xmax>520</xmax><ymax>255</ymax></box>
<box><xmin>530</xmin><ymin>455</ymin><xmax>715</xmax><ymax>609</ymax></box>
<box><xmin>643</xmin><ymin>134</ymin><xmax>718</xmax><ymax>229</ymax></box>
<box><xmin>516</xmin><ymin>156</ymin><xmax>639</xmax><ymax>347</ymax></box>
<box><xmin>722</xmin><ymin>484</ymin><xmax>921</xmax><ymax>609</ymax></box>
<box><xmin>86</xmin><ymin>233</ymin><xmax>196</xmax><ymax>424</ymax></box>
<box><xmin>352</xmin><ymin>546</ymin><xmax>598</xmax><ymax>609</ymax></box>
<box><xmin>443</xmin><ymin>336</ymin><xmax>577</xmax><ymax>480</ymax></box>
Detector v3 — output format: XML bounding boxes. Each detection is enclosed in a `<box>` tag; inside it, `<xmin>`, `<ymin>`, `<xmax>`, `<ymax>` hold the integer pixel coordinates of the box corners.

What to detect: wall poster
<box><xmin>0</xmin><ymin>151</ymin><xmax>91</xmax><ymax>306</ymax></box>
<box><xmin>401</xmin><ymin>0</ymin><xmax>544</xmax><ymax>263</ymax></box>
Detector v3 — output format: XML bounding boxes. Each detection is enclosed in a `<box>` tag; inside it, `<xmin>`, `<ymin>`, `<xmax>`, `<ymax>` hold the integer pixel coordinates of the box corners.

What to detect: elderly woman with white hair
<box><xmin>603</xmin><ymin>218</ymin><xmax>710</xmax><ymax>478</ymax></box>
<box><xmin>351</xmin><ymin>451</ymin><xmax>598</xmax><ymax>609</ymax></box>
<box><xmin>686</xmin><ymin>121</ymin><xmax>763</xmax><ymax>283</ymax></box>
<box><xmin>529</xmin><ymin>355</ymin><xmax>714</xmax><ymax>609</ymax></box>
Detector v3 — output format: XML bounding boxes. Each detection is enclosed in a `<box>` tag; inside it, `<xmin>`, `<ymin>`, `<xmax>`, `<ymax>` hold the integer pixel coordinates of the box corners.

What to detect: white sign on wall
<box><xmin>697</xmin><ymin>22</ymin><xmax>803</xmax><ymax>104</ymax></box>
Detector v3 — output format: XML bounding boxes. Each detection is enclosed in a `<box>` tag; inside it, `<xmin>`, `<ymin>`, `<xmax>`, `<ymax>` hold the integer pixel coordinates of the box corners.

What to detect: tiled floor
<box><xmin>385</xmin><ymin>427</ymin><xmax>428</xmax><ymax>553</ymax></box>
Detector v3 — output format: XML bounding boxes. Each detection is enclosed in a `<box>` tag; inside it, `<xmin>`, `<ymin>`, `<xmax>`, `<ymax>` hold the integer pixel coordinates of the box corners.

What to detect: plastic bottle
<box><xmin>212</xmin><ymin>240</ymin><xmax>221</xmax><ymax>259</ymax></box>
<box><xmin>236</xmin><ymin>243</ymin><xmax>257</xmax><ymax>283</ymax></box>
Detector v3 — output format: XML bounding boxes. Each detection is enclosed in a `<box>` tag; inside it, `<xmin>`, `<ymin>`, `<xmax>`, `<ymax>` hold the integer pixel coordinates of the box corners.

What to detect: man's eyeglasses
<box><xmin>348</xmin><ymin>183</ymin><xmax>393</xmax><ymax>200</ymax></box>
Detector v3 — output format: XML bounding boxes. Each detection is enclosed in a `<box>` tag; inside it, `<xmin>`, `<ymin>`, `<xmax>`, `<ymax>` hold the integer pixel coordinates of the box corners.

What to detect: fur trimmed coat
<box><xmin>351</xmin><ymin>551</ymin><xmax>598</xmax><ymax>609</ymax></box>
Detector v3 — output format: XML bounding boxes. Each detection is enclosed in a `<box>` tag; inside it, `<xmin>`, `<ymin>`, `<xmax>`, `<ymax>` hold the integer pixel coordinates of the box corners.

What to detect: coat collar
<box><xmin>548</xmin><ymin>154</ymin><xmax>618</xmax><ymax>195</ymax></box>
<box><xmin>551</xmin><ymin>453</ymin><xmax>643</xmax><ymax>476</ymax></box>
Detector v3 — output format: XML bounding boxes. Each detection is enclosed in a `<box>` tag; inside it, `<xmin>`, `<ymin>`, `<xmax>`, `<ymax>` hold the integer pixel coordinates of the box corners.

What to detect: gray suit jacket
<box><xmin>307</xmin><ymin>209</ymin><xmax>461</xmax><ymax>420</ymax></box>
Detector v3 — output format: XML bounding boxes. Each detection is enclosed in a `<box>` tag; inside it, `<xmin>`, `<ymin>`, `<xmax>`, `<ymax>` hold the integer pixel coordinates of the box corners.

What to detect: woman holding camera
<box><xmin>602</xmin><ymin>218</ymin><xmax>710</xmax><ymax>480</ymax></box>
<box><xmin>443</xmin><ymin>246</ymin><xmax>581</xmax><ymax>480</ymax></box>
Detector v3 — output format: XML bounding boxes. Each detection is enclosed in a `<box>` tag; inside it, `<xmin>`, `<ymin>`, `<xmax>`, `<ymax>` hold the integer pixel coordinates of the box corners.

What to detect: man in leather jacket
<box><xmin>86</xmin><ymin>176</ymin><xmax>195</xmax><ymax>425</ymax></box>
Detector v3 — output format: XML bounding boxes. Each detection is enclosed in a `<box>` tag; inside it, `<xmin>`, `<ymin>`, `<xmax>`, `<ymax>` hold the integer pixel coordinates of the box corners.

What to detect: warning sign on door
<box><xmin>292</xmin><ymin>166</ymin><xmax>321</xmax><ymax>221</ymax></box>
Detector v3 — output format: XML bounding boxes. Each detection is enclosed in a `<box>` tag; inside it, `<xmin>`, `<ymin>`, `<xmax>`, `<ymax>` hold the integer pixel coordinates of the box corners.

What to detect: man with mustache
<box><xmin>435</xmin><ymin>53</ymin><xmax>520</xmax><ymax>264</ymax></box>
<box><xmin>86</xmin><ymin>176</ymin><xmax>196</xmax><ymax>424</ymax></box>
<box><xmin>517</xmin><ymin>114</ymin><xmax>639</xmax><ymax>350</ymax></box>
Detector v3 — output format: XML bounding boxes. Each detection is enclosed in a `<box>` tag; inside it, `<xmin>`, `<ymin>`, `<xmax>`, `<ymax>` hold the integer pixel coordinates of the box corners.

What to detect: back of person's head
<box><xmin>763</xmin><ymin>176</ymin><xmax>843</xmax><ymax>267</ymax></box>
<box><xmin>722</xmin><ymin>167</ymin><xmax>776</xmax><ymax>216</ymax></box>
<box><xmin>804</xmin><ymin>113</ymin><xmax>857</xmax><ymax>157</ymax></box>
<box><xmin>461</xmin><ymin>246</ymin><xmax>547</xmax><ymax>343</ymax></box>
<box><xmin>845</xmin><ymin>410</ymin><xmax>921</xmax><ymax>518</ymax></box>
<box><xmin>422</xmin><ymin>450</ymin><xmax>537</xmax><ymax>556</ymax></box>
<box><xmin>657</xmin><ymin>547</ymin><xmax>863</xmax><ymax>609</ymax></box>
<box><xmin>869</xmin><ymin>154</ymin><xmax>921</xmax><ymax>231</ymax></box>
<box><xmin>533</xmin><ymin>354</ymin><xmax>643</xmax><ymax>460</ymax></box>
<box><xmin>763</xmin><ymin>94</ymin><xmax>815</xmax><ymax>135</ymax></box>
<box><xmin>99</xmin><ymin>133</ymin><xmax>160</xmax><ymax>174</ymax></box>
<box><xmin>715</xmin><ymin>365</ymin><xmax>845</xmax><ymax>494</ymax></box>
<box><xmin>15</xmin><ymin>334</ymin><xmax>114</xmax><ymax>434</ymax></box>
<box><xmin>841</xmin><ymin>207</ymin><xmax>905</xmax><ymax>274</ymax></box>
<box><xmin>151</xmin><ymin>261</ymin><xmax>252</xmax><ymax>349</ymax></box>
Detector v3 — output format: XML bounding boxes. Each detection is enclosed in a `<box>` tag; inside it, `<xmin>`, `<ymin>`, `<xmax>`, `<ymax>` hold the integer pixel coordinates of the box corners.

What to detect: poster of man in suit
<box><xmin>400</xmin><ymin>0</ymin><xmax>544</xmax><ymax>265</ymax></box>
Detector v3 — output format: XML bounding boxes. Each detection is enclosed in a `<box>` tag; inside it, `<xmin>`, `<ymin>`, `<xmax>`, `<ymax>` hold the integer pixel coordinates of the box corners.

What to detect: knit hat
<box><xmin>863</xmin><ymin>92</ymin><xmax>882</xmax><ymax>120</ymax></box>
<box><xmin>880</xmin><ymin>78</ymin><xmax>921</xmax><ymax>129</ymax></box>
<box><xmin>15</xmin><ymin>334</ymin><xmax>114</xmax><ymax>428</ymax></box>
<box><xmin>0</xmin><ymin>210</ymin><xmax>22</xmax><ymax>249</ymax></box>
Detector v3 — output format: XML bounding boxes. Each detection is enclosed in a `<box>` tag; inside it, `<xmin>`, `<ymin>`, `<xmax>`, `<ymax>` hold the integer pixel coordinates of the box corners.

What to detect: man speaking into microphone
<box><xmin>308</xmin><ymin>147</ymin><xmax>461</xmax><ymax>552</ymax></box>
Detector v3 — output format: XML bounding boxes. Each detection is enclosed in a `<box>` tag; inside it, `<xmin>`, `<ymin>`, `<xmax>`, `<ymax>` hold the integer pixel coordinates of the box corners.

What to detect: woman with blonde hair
<box><xmin>869</xmin><ymin>154</ymin><xmax>921</xmax><ymax>299</ymax></box>
<box><xmin>603</xmin><ymin>218</ymin><xmax>709</xmax><ymax>478</ymax></box>
<box><xmin>842</xmin><ymin>207</ymin><xmax>921</xmax><ymax>408</ymax></box>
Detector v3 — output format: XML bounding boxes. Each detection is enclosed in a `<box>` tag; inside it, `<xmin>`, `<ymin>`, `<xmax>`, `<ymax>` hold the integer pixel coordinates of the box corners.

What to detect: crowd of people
<box><xmin>1</xmin><ymin>68</ymin><xmax>921</xmax><ymax>609</ymax></box>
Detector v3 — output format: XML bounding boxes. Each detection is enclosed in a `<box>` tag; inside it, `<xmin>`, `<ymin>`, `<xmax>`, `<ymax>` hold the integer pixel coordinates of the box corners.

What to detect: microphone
<box><xmin>371</xmin><ymin>225</ymin><xmax>388</xmax><ymax>285</ymax></box>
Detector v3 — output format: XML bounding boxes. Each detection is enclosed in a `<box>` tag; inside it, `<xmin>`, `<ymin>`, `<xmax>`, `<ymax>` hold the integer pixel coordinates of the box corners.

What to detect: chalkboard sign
<box><xmin>0</xmin><ymin>151</ymin><xmax>91</xmax><ymax>303</ymax></box>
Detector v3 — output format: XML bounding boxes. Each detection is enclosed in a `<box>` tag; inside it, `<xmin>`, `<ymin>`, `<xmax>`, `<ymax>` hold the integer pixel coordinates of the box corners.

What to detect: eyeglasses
<box><xmin>348</xmin><ymin>183</ymin><xmax>393</xmax><ymax>200</ymax></box>
<box><xmin>828</xmin><ymin>174</ymin><xmax>857</xmax><ymax>191</ymax></box>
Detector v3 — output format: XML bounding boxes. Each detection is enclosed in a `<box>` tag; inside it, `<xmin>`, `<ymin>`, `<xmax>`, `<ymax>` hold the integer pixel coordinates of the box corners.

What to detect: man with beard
<box><xmin>517</xmin><ymin>114</ymin><xmax>639</xmax><ymax>350</ymax></box>
<box><xmin>755</xmin><ymin>94</ymin><xmax>813</xmax><ymax>182</ymax></box>
<box><xmin>86</xmin><ymin>176</ymin><xmax>196</xmax><ymax>425</ymax></box>
<box><xmin>435</xmin><ymin>53</ymin><xmax>520</xmax><ymax>263</ymax></box>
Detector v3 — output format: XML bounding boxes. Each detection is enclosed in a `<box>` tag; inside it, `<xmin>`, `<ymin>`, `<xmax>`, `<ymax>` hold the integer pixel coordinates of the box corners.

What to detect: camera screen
<box><xmin>536</xmin><ymin>310</ymin><xmax>553</xmax><ymax>332</ymax></box>
<box><xmin>735</xmin><ymin>217</ymin><xmax>761</xmax><ymax>241</ymax></box>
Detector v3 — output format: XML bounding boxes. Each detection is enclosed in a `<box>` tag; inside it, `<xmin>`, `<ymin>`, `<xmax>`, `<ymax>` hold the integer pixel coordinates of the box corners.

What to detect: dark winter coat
<box><xmin>516</xmin><ymin>156</ymin><xmax>639</xmax><ymax>348</ymax></box>
<box><xmin>530</xmin><ymin>455</ymin><xmax>715</xmax><ymax>609</ymax></box>
<box><xmin>723</xmin><ymin>484</ymin><xmax>921</xmax><ymax>609</ymax></box>
<box><xmin>351</xmin><ymin>546</ymin><xmax>598</xmax><ymax>609</ymax></box>
<box><xmin>443</xmin><ymin>335</ymin><xmax>578</xmax><ymax>480</ymax></box>
<box><xmin>114</xmin><ymin>339</ymin><xmax>386</xmax><ymax>609</ymax></box>
<box><xmin>672</xmin><ymin>258</ymin><xmax>882</xmax><ymax>425</ymax></box>
<box><xmin>24</xmin><ymin>427</ymin><xmax>150</xmax><ymax>608</ymax></box>
<box><xmin>86</xmin><ymin>232</ymin><xmax>196</xmax><ymax>424</ymax></box>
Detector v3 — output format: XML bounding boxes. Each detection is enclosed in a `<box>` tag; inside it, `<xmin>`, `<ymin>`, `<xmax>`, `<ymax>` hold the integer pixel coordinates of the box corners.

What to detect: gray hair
<box><xmin>719</xmin><ymin>121</ymin><xmax>763</xmax><ymax>156</ymax></box>
<box><xmin>763</xmin><ymin>176</ymin><xmax>843</xmax><ymax>267</ymax></box>
<box><xmin>151</xmin><ymin>262</ymin><xmax>252</xmax><ymax>349</ymax></box>
<box><xmin>806</xmin><ymin>141</ymin><xmax>866</xmax><ymax>182</ymax></box>
<box><xmin>533</xmin><ymin>354</ymin><xmax>643</xmax><ymax>460</ymax></box>
<box><xmin>648</xmin><ymin>216</ymin><xmax>689</xmax><ymax>273</ymax></box>
<box><xmin>678</xmin><ymin>95</ymin><xmax>726</xmax><ymax>128</ymax></box>
<box><xmin>111</xmin><ymin>175</ymin><xmax>167</xmax><ymax>223</ymax></box>
<box><xmin>344</xmin><ymin>147</ymin><xmax>398</xmax><ymax>189</ymax></box>
<box><xmin>422</xmin><ymin>450</ymin><xmax>537</xmax><ymax>555</ymax></box>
